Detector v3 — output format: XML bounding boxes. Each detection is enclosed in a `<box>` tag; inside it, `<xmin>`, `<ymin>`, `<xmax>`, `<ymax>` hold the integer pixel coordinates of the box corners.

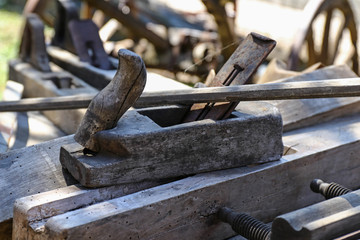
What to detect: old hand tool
<box><xmin>19</xmin><ymin>13</ymin><xmax>51</xmax><ymax>72</ymax></box>
<box><xmin>182</xmin><ymin>32</ymin><xmax>276</xmax><ymax>122</ymax></box>
<box><xmin>74</xmin><ymin>49</ymin><xmax>146</xmax><ymax>152</ymax></box>
<box><xmin>52</xmin><ymin>0</ymin><xmax>112</xmax><ymax>70</ymax></box>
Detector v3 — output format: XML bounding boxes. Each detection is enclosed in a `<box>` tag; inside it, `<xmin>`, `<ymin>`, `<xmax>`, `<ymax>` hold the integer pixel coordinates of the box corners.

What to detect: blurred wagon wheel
<box><xmin>23</xmin><ymin>0</ymin><xmax>57</xmax><ymax>26</ymax></box>
<box><xmin>288</xmin><ymin>0</ymin><xmax>359</xmax><ymax>74</ymax></box>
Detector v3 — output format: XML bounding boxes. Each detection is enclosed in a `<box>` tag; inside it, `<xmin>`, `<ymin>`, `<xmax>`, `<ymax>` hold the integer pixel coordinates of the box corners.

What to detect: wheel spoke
<box><xmin>348</xmin><ymin>19</ymin><xmax>359</xmax><ymax>74</ymax></box>
<box><xmin>320</xmin><ymin>9</ymin><xmax>333</xmax><ymax>65</ymax></box>
<box><xmin>330</xmin><ymin>14</ymin><xmax>349</xmax><ymax>64</ymax></box>
<box><xmin>307</xmin><ymin>27</ymin><xmax>318</xmax><ymax>66</ymax></box>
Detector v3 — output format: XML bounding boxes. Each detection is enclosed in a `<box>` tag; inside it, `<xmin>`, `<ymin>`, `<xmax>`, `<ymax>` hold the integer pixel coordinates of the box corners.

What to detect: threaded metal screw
<box><xmin>310</xmin><ymin>179</ymin><xmax>351</xmax><ymax>199</ymax></box>
<box><xmin>218</xmin><ymin>207</ymin><xmax>271</xmax><ymax>240</ymax></box>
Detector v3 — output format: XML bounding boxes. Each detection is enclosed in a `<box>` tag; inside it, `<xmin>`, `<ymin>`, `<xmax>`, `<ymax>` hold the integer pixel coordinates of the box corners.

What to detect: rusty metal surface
<box><xmin>19</xmin><ymin>13</ymin><xmax>51</xmax><ymax>72</ymax></box>
<box><xmin>69</xmin><ymin>19</ymin><xmax>113</xmax><ymax>70</ymax></box>
<box><xmin>182</xmin><ymin>32</ymin><xmax>276</xmax><ymax>122</ymax></box>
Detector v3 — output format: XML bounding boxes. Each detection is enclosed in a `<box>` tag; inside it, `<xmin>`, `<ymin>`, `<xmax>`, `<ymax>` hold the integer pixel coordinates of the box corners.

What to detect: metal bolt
<box><xmin>218</xmin><ymin>207</ymin><xmax>271</xmax><ymax>240</ymax></box>
<box><xmin>310</xmin><ymin>179</ymin><xmax>352</xmax><ymax>199</ymax></box>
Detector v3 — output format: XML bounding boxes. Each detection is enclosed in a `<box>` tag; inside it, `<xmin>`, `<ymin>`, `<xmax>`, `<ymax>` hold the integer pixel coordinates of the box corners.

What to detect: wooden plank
<box><xmin>265</xmin><ymin>65</ymin><xmax>360</xmax><ymax>131</ymax></box>
<box><xmin>0</xmin><ymin>135</ymin><xmax>166</xmax><ymax>239</ymax></box>
<box><xmin>12</xmin><ymin>113</ymin><xmax>360</xmax><ymax>239</ymax></box>
<box><xmin>8</xmin><ymin>59</ymin><xmax>98</xmax><ymax>134</ymax></box>
<box><xmin>271</xmin><ymin>189</ymin><xmax>360</xmax><ymax>239</ymax></box>
<box><xmin>0</xmin><ymin>135</ymin><xmax>75</xmax><ymax>239</ymax></box>
<box><xmin>3</xmin><ymin>78</ymin><xmax>360</xmax><ymax>112</ymax></box>
<box><xmin>47</xmin><ymin>46</ymin><xmax>190</xmax><ymax>92</ymax></box>
<box><xmin>47</xmin><ymin>46</ymin><xmax>112</xmax><ymax>90</ymax></box>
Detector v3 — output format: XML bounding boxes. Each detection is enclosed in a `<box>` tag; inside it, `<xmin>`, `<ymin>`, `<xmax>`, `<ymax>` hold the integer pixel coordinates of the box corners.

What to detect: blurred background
<box><xmin>1</xmin><ymin>0</ymin><xmax>360</xmax><ymax>97</ymax></box>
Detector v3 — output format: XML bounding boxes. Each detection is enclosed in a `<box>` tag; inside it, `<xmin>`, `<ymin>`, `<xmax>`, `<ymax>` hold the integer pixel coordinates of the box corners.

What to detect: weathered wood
<box><xmin>74</xmin><ymin>49</ymin><xmax>146</xmax><ymax>151</ymax></box>
<box><xmin>0</xmin><ymin>135</ymin><xmax>75</xmax><ymax>239</ymax></box>
<box><xmin>61</xmin><ymin>102</ymin><xmax>283</xmax><ymax>187</ymax></box>
<box><xmin>201</xmin><ymin>0</ymin><xmax>237</xmax><ymax>60</ymax></box>
<box><xmin>12</xmin><ymin>112</ymin><xmax>360</xmax><ymax>239</ymax></box>
<box><xmin>0</xmin><ymin>135</ymin><xmax>167</xmax><ymax>239</ymax></box>
<box><xmin>8</xmin><ymin>59</ymin><xmax>98</xmax><ymax>134</ymax></box>
<box><xmin>81</xmin><ymin>0</ymin><xmax>170</xmax><ymax>51</ymax></box>
<box><xmin>19</xmin><ymin>14</ymin><xmax>51</xmax><ymax>72</ymax></box>
<box><xmin>47</xmin><ymin>46</ymin><xmax>112</xmax><ymax>89</ymax></box>
<box><xmin>47</xmin><ymin>46</ymin><xmax>190</xmax><ymax>91</ymax></box>
<box><xmin>256</xmin><ymin>58</ymin><xmax>323</xmax><ymax>84</ymax></box>
<box><xmin>265</xmin><ymin>64</ymin><xmax>360</xmax><ymax>131</ymax></box>
<box><xmin>182</xmin><ymin>32</ymin><xmax>276</xmax><ymax>122</ymax></box>
<box><xmin>12</xmin><ymin>182</ymin><xmax>166</xmax><ymax>240</ymax></box>
<box><xmin>3</xmin><ymin>78</ymin><xmax>360</xmax><ymax>112</ymax></box>
<box><xmin>288</xmin><ymin>0</ymin><xmax>359</xmax><ymax>74</ymax></box>
<box><xmin>271</xmin><ymin>189</ymin><xmax>360</xmax><ymax>239</ymax></box>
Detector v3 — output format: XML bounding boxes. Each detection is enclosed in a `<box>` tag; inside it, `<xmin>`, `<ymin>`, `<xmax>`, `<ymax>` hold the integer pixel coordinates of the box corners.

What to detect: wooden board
<box><xmin>12</xmin><ymin>112</ymin><xmax>360</xmax><ymax>239</ymax></box>
<box><xmin>0</xmin><ymin>135</ymin><xmax>175</xmax><ymax>239</ymax></box>
<box><xmin>265</xmin><ymin>64</ymin><xmax>360</xmax><ymax>131</ymax></box>
<box><xmin>47</xmin><ymin>46</ymin><xmax>190</xmax><ymax>92</ymax></box>
<box><xmin>0</xmin><ymin>135</ymin><xmax>75</xmax><ymax>239</ymax></box>
<box><xmin>8</xmin><ymin>59</ymin><xmax>98</xmax><ymax>134</ymax></box>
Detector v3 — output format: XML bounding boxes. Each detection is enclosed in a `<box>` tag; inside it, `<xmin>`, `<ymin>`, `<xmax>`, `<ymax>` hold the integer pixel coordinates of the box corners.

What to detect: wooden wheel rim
<box><xmin>288</xmin><ymin>0</ymin><xmax>358</xmax><ymax>74</ymax></box>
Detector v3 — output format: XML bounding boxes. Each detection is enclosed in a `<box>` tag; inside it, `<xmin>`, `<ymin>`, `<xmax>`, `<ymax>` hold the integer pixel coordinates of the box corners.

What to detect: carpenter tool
<box><xmin>182</xmin><ymin>32</ymin><xmax>276</xmax><ymax>122</ymax></box>
<box><xmin>68</xmin><ymin>19</ymin><xmax>113</xmax><ymax>70</ymax></box>
<box><xmin>59</xmin><ymin>48</ymin><xmax>283</xmax><ymax>187</ymax></box>
<box><xmin>19</xmin><ymin>13</ymin><xmax>50</xmax><ymax>72</ymax></box>
<box><xmin>10</xmin><ymin>12</ymin><xmax>99</xmax><ymax>134</ymax></box>
<box><xmin>51</xmin><ymin>0</ymin><xmax>78</xmax><ymax>54</ymax></box>
<box><xmin>74</xmin><ymin>49</ymin><xmax>146</xmax><ymax>152</ymax></box>
<box><xmin>52</xmin><ymin>0</ymin><xmax>112</xmax><ymax>70</ymax></box>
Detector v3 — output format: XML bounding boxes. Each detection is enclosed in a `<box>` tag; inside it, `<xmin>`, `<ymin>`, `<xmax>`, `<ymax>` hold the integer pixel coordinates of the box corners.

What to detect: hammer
<box><xmin>74</xmin><ymin>49</ymin><xmax>146</xmax><ymax>152</ymax></box>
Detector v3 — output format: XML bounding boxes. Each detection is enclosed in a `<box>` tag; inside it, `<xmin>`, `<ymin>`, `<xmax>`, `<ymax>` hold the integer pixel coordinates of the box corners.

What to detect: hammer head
<box><xmin>74</xmin><ymin>49</ymin><xmax>146</xmax><ymax>152</ymax></box>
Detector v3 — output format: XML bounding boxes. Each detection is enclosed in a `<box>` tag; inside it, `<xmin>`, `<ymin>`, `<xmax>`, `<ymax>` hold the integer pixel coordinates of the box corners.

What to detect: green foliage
<box><xmin>0</xmin><ymin>8</ymin><xmax>23</xmax><ymax>97</ymax></box>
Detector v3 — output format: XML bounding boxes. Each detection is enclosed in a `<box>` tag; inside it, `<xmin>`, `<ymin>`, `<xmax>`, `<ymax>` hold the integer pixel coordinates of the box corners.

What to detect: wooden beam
<box><xmin>12</xmin><ymin>113</ymin><xmax>360</xmax><ymax>239</ymax></box>
<box><xmin>3</xmin><ymin>78</ymin><xmax>360</xmax><ymax>112</ymax></box>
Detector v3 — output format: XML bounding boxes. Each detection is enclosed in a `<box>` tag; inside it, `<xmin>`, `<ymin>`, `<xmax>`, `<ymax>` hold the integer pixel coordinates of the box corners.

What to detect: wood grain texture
<box><xmin>8</xmin><ymin>59</ymin><xmax>98</xmax><ymax>134</ymax></box>
<box><xmin>182</xmin><ymin>32</ymin><xmax>276</xmax><ymax>122</ymax></box>
<box><xmin>13</xmin><ymin>113</ymin><xmax>360</xmax><ymax>239</ymax></box>
<box><xmin>74</xmin><ymin>49</ymin><xmax>146</xmax><ymax>151</ymax></box>
<box><xmin>12</xmin><ymin>181</ymin><xmax>166</xmax><ymax>240</ymax></box>
<box><xmin>4</xmin><ymin>77</ymin><xmax>360</xmax><ymax>112</ymax></box>
<box><xmin>272</xmin><ymin>189</ymin><xmax>360</xmax><ymax>240</ymax></box>
<box><xmin>0</xmin><ymin>135</ymin><xmax>76</xmax><ymax>239</ymax></box>
<box><xmin>61</xmin><ymin>102</ymin><xmax>283</xmax><ymax>187</ymax></box>
<box><xmin>265</xmin><ymin>64</ymin><xmax>360</xmax><ymax>131</ymax></box>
